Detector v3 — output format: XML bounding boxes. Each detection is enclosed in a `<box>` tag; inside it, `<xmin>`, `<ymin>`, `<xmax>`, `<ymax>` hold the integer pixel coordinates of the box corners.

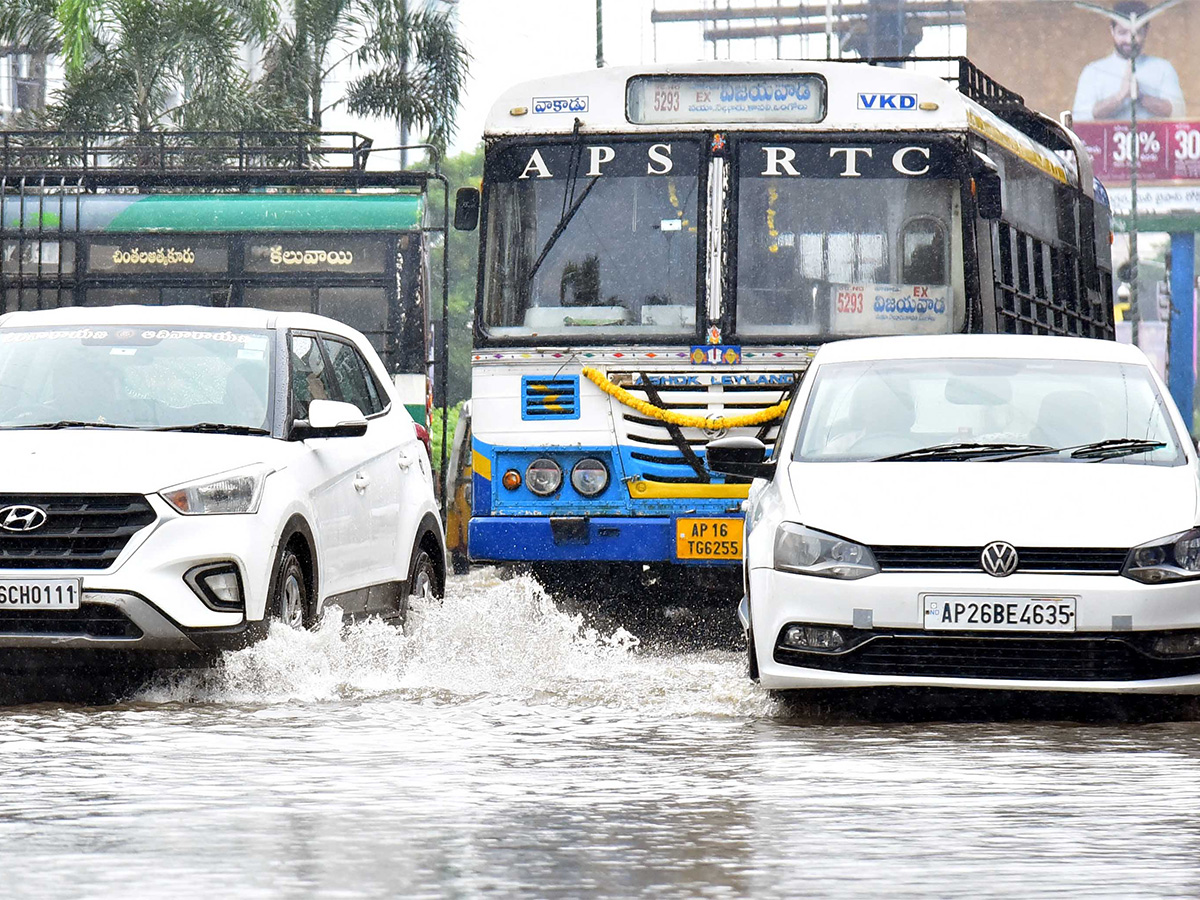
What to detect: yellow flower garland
<box><xmin>581</xmin><ymin>367</ymin><xmax>789</xmax><ymax>430</ymax></box>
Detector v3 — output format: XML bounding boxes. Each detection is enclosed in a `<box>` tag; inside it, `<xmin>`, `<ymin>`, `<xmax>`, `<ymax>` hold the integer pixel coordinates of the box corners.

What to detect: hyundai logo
<box><xmin>981</xmin><ymin>541</ymin><xmax>1019</xmax><ymax>577</ymax></box>
<box><xmin>0</xmin><ymin>505</ymin><xmax>48</xmax><ymax>533</ymax></box>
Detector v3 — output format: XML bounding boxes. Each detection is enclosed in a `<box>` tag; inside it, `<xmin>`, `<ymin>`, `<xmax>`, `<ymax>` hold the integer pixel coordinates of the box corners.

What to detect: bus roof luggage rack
<box><xmin>0</xmin><ymin>131</ymin><xmax>439</xmax><ymax>190</ymax></box>
<box><xmin>857</xmin><ymin>56</ymin><xmax>1071</xmax><ymax>152</ymax></box>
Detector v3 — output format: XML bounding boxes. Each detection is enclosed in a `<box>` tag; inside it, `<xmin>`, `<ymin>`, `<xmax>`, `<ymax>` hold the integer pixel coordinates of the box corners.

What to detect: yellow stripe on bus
<box><xmin>626</xmin><ymin>479</ymin><xmax>751</xmax><ymax>500</ymax></box>
<box><xmin>472</xmin><ymin>450</ymin><xmax>492</xmax><ymax>480</ymax></box>
<box><xmin>967</xmin><ymin>110</ymin><xmax>1069</xmax><ymax>185</ymax></box>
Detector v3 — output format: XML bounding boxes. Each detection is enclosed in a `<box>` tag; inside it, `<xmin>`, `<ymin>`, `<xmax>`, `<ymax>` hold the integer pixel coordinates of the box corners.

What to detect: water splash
<box><xmin>138</xmin><ymin>570</ymin><xmax>770</xmax><ymax>718</ymax></box>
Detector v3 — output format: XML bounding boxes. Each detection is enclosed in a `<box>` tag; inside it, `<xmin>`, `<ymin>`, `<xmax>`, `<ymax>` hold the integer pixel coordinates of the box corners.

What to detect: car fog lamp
<box><xmin>782</xmin><ymin>624</ymin><xmax>846</xmax><ymax>652</ymax></box>
<box><xmin>502</xmin><ymin>469</ymin><xmax>522</xmax><ymax>490</ymax></box>
<box><xmin>185</xmin><ymin>563</ymin><xmax>244</xmax><ymax>612</ymax></box>
<box><xmin>525</xmin><ymin>458</ymin><xmax>563</xmax><ymax>496</ymax></box>
<box><xmin>1150</xmin><ymin>632</ymin><xmax>1200</xmax><ymax>656</ymax></box>
<box><xmin>571</xmin><ymin>458</ymin><xmax>609</xmax><ymax>496</ymax></box>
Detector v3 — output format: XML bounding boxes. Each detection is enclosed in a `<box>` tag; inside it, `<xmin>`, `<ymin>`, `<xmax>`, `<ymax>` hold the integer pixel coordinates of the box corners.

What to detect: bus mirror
<box><xmin>454</xmin><ymin>188</ymin><xmax>480</xmax><ymax>231</ymax></box>
<box><xmin>976</xmin><ymin>171</ymin><xmax>1003</xmax><ymax>220</ymax></box>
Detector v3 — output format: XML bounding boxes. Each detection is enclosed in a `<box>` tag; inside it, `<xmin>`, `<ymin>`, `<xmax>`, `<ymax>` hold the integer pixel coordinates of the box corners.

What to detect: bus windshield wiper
<box><xmin>153</xmin><ymin>423</ymin><xmax>270</xmax><ymax>435</ymax></box>
<box><xmin>2</xmin><ymin>420</ymin><xmax>140</xmax><ymax>430</ymax></box>
<box><xmin>875</xmin><ymin>441</ymin><xmax>1054</xmax><ymax>462</ymax></box>
<box><xmin>525</xmin><ymin>118</ymin><xmax>597</xmax><ymax>287</ymax></box>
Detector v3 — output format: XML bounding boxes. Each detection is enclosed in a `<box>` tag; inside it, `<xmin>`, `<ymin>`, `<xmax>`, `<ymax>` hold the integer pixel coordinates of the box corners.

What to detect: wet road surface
<box><xmin>2</xmin><ymin>569</ymin><xmax>1199</xmax><ymax>898</ymax></box>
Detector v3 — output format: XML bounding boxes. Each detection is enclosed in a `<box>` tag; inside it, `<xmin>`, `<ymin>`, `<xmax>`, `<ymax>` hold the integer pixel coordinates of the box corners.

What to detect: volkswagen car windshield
<box><xmin>795</xmin><ymin>357</ymin><xmax>1184</xmax><ymax>465</ymax></box>
<box><xmin>0</xmin><ymin>326</ymin><xmax>274</xmax><ymax>431</ymax></box>
<box><xmin>481</xmin><ymin>139</ymin><xmax>701</xmax><ymax>340</ymax></box>
<box><xmin>736</xmin><ymin>139</ymin><xmax>966</xmax><ymax>339</ymax></box>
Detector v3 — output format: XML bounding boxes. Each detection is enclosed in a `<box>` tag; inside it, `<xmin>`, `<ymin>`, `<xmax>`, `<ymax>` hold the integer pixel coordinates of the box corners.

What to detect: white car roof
<box><xmin>812</xmin><ymin>334</ymin><xmax>1148</xmax><ymax>366</ymax></box>
<box><xmin>0</xmin><ymin>304</ymin><xmax>362</xmax><ymax>341</ymax></box>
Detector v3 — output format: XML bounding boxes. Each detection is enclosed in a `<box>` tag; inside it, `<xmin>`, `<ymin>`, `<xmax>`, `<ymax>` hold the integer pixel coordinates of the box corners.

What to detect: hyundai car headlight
<box><xmin>160</xmin><ymin>465</ymin><xmax>270</xmax><ymax>515</ymax></box>
<box><xmin>773</xmin><ymin>522</ymin><xmax>879</xmax><ymax>580</ymax></box>
<box><xmin>1123</xmin><ymin>528</ymin><xmax>1200</xmax><ymax>584</ymax></box>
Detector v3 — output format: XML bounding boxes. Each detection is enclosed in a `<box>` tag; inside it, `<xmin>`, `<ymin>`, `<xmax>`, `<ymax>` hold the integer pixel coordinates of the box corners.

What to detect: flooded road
<box><xmin>3</xmin><ymin>569</ymin><xmax>1200</xmax><ymax>898</ymax></box>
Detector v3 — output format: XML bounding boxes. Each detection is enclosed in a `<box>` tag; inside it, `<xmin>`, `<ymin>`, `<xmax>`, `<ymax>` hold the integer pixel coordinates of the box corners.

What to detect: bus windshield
<box><xmin>735</xmin><ymin>139</ymin><xmax>966</xmax><ymax>339</ymax></box>
<box><xmin>482</xmin><ymin>139</ymin><xmax>701</xmax><ymax>339</ymax></box>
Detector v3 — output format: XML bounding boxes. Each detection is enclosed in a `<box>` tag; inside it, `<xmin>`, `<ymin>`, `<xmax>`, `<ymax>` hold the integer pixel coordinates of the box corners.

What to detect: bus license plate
<box><xmin>676</xmin><ymin>518</ymin><xmax>743</xmax><ymax>560</ymax></box>
<box><xmin>0</xmin><ymin>579</ymin><xmax>82</xmax><ymax>610</ymax></box>
<box><xmin>923</xmin><ymin>596</ymin><xmax>1076</xmax><ymax>632</ymax></box>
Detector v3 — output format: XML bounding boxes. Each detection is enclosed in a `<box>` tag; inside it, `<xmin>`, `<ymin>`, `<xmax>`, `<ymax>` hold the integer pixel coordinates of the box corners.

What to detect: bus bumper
<box><xmin>469</xmin><ymin>516</ymin><xmax>737</xmax><ymax>565</ymax></box>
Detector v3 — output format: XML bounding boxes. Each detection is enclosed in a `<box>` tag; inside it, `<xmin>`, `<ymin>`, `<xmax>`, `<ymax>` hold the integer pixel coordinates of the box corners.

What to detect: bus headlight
<box><xmin>525</xmin><ymin>458</ymin><xmax>562</xmax><ymax>496</ymax></box>
<box><xmin>571</xmin><ymin>458</ymin><xmax>609</xmax><ymax>496</ymax></box>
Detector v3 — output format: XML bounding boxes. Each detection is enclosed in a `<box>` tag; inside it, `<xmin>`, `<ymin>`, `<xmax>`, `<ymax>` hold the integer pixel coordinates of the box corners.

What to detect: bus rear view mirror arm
<box><xmin>454</xmin><ymin>187</ymin><xmax>480</xmax><ymax>231</ymax></box>
<box><xmin>706</xmin><ymin>437</ymin><xmax>776</xmax><ymax>480</ymax></box>
<box><xmin>971</xmin><ymin>150</ymin><xmax>1003</xmax><ymax>220</ymax></box>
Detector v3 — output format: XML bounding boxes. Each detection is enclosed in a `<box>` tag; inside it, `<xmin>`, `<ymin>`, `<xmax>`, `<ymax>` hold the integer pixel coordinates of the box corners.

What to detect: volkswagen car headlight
<box><xmin>1123</xmin><ymin>528</ymin><xmax>1200</xmax><ymax>584</ymax></box>
<box><xmin>773</xmin><ymin>523</ymin><xmax>878</xmax><ymax>580</ymax></box>
<box><xmin>161</xmin><ymin>465</ymin><xmax>270</xmax><ymax>515</ymax></box>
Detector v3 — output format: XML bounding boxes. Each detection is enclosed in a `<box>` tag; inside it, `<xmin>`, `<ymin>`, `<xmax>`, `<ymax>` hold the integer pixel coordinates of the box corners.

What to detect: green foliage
<box><xmin>263</xmin><ymin>0</ymin><xmax>469</xmax><ymax>151</ymax></box>
<box><xmin>3</xmin><ymin>0</ymin><xmax>303</xmax><ymax>133</ymax></box>
<box><xmin>429</xmin><ymin>402</ymin><xmax>462</xmax><ymax>480</ymax></box>
<box><xmin>431</xmin><ymin>143</ymin><xmax>483</xmax><ymax>406</ymax></box>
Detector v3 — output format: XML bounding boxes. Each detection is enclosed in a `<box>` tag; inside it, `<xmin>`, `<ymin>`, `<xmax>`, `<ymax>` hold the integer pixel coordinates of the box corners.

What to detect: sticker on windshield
<box><xmin>830</xmin><ymin>284</ymin><xmax>949</xmax><ymax>334</ymax></box>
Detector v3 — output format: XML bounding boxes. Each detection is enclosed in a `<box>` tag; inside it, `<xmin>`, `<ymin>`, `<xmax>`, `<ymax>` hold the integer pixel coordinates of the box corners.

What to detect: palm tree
<box><xmin>2</xmin><ymin>0</ymin><xmax>303</xmax><ymax>133</ymax></box>
<box><xmin>263</xmin><ymin>0</ymin><xmax>468</xmax><ymax>155</ymax></box>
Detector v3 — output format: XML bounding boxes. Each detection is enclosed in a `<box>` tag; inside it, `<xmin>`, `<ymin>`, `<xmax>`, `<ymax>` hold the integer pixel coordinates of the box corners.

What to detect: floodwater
<box><xmin>2</xmin><ymin>570</ymin><xmax>1200</xmax><ymax>899</ymax></box>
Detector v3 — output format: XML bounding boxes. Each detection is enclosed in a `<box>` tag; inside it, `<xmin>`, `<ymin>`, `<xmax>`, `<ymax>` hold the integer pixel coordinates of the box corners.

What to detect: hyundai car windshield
<box><xmin>795</xmin><ymin>357</ymin><xmax>1184</xmax><ymax>465</ymax></box>
<box><xmin>481</xmin><ymin>139</ymin><xmax>701</xmax><ymax>339</ymax></box>
<box><xmin>0</xmin><ymin>326</ymin><xmax>274</xmax><ymax>431</ymax></box>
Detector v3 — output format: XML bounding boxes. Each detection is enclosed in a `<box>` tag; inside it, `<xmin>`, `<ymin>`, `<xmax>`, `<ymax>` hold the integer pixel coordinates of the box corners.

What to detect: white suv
<box><xmin>0</xmin><ymin>306</ymin><xmax>445</xmax><ymax>667</ymax></box>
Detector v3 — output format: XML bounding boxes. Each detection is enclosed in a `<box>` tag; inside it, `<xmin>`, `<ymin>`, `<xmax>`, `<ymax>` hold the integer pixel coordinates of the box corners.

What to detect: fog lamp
<box><xmin>185</xmin><ymin>563</ymin><xmax>245</xmax><ymax>612</ymax></box>
<box><xmin>781</xmin><ymin>624</ymin><xmax>846</xmax><ymax>652</ymax></box>
<box><xmin>1150</xmin><ymin>632</ymin><xmax>1200</xmax><ymax>657</ymax></box>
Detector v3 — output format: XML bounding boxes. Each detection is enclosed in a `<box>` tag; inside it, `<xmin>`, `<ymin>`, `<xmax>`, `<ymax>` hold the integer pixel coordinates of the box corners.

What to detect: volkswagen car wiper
<box><xmin>2</xmin><ymin>420</ymin><xmax>140</xmax><ymax>430</ymax></box>
<box><xmin>1068</xmin><ymin>438</ymin><xmax>1167</xmax><ymax>460</ymax></box>
<box><xmin>875</xmin><ymin>441</ymin><xmax>1054</xmax><ymax>462</ymax></box>
<box><xmin>154</xmin><ymin>423</ymin><xmax>270</xmax><ymax>435</ymax></box>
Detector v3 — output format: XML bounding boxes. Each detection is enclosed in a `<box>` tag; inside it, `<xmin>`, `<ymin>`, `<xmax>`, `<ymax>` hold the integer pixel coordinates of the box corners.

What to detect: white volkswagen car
<box><xmin>708</xmin><ymin>334</ymin><xmax>1200</xmax><ymax>695</ymax></box>
<box><xmin>0</xmin><ymin>306</ymin><xmax>444</xmax><ymax>668</ymax></box>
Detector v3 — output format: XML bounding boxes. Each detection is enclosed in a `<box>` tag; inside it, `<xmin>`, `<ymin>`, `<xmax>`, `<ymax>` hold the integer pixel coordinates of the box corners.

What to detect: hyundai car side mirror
<box><xmin>454</xmin><ymin>187</ymin><xmax>480</xmax><ymax>231</ymax></box>
<box><xmin>705</xmin><ymin>436</ymin><xmax>776</xmax><ymax>480</ymax></box>
<box><xmin>290</xmin><ymin>399</ymin><xmax>368</xmax><ymax>440</ymax></box>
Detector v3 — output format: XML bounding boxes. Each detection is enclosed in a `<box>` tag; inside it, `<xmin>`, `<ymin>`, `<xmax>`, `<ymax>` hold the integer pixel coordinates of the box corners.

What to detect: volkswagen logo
<box><xmin>0</xmin><ymin>505</ymin><xmax>48</xmax><ymax>533</ymax></box>
<box><xmin>981</xmin><ymin>541</ymin><xmax>1019</xmax><ymax>577</ymax></box>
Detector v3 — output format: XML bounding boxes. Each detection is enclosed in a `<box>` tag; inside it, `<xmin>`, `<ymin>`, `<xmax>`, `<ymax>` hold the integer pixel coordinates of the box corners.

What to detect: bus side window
<box><xmin>901</xmin><ymin>217</ymin><xmax>947</xmax><ymax>286</ymax></box>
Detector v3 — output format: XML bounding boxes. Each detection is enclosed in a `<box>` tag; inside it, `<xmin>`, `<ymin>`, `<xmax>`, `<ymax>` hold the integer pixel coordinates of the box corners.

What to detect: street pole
<box><xmin>1129</xmin><ymin>51</ymin><xmax>1140</xmax><ymax>343</ymax></box>
<box><xmin>596</xmin><ymin>0</ymin><xmax>605</xmax><ymax>68</ymax></box>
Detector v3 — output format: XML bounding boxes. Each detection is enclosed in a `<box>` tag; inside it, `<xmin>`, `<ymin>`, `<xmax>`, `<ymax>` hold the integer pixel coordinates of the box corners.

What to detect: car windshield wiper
<box><xmin>875</xmin><ymin>441</ymin><xmax>1054</xmax><ymax>462</ymax></box>
<box><xmin>1</xmin><ymin>420</ymin><xmax>141</xmax><ymax>430</ymax></box>
<box><xmin>1067</xmin><ymin>437</ymin><xmax>1167</xmax><ymax>460</ymax></box>
<box><xmin>153</xmin><ymin>423</ymin><xmax>270</xmax><ymax>435</ymax></box>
